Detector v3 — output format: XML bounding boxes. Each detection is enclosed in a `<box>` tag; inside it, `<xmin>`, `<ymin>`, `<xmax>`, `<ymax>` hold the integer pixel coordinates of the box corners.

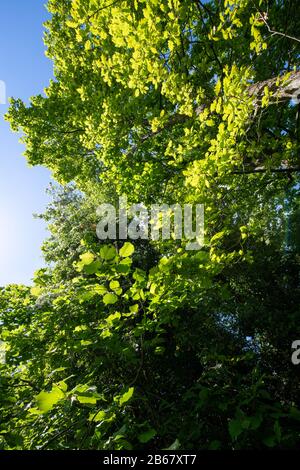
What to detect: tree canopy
<box><xmin>1</xmin><ymin>0</ymin><xmax>300</xmax><ymax>450</ymax></box>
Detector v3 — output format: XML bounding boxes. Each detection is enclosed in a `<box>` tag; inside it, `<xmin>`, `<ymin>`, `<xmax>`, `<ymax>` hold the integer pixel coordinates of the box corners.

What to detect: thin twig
<box><xmin>88</xmin><ymin>0</ymin><xmax>121</xmax><ymax>20</ymax></box>
<box><xmin>232</xmin><ymin>167</ymin><xmax>300</xmax><ymax>175</ymax></box>
<box><xmin>259</xmin><ymin>12</ymin><xmax>300</xmax><ymax>43</ymax></box>
<box><xmin>40</xmin><ymin>418</ymin><xmax>83</xmax><ymax>450</ymax></box>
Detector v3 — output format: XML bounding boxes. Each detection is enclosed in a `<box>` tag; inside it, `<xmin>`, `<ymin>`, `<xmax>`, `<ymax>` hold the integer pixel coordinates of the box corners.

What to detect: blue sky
<box><xmin>0</xmin><ymin>1</ymin><xmax>53</xmax><ymax>286</ymax></box>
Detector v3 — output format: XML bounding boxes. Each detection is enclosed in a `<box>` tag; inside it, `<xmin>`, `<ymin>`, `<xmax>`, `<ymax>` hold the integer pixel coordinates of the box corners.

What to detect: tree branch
<box><xmin>87</xmin><ymin>0</ymin><xmax>120</xmax><ymax>20</ymax></box>
<box><xmin>247</xmin><ymin>71</ymin><xmax>300</xmax><ymax>104</ymax></box>
<box><xmin>258</xmin><ymin>12</ymin><xmax>300</xmax><ymax>44</ymax></box>
<box><xmin>129</xmin><ymin>70</ymin><xmax>300</xmax><ymax>155</ymax></box>
<box><xmin>232</xmin><ymin>166</ymin><xmax>300</xmax><ymax>175</ymax></box>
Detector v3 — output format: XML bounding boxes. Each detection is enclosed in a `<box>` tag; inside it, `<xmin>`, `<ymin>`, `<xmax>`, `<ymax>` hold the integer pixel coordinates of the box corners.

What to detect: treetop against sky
<box><xmin>0</xmin><ymin>0</ymin><xmax>299</xmax><ymax>451</ymax></box>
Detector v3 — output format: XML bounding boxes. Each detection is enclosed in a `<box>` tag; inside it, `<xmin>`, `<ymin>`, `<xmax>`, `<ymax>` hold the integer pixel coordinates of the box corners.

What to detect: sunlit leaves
<box><xmin>90</xmin><ymin>410</ymin><xmax>106</xmax><ymax>422</ymax></box>
<box><xmin>119</xmin><ymin>242</ymin><xmax>135</xmax><ymax>258</ymax></box>
<box><xmin>103</xmin><ymin>293</ymin><xmax>118</xmax><ymax>305</ymax></box>
<box><xmin>80</xmin><ymin>252</ymin><xmax>95</xmax><ymax>265</ymax></box>
<box><xmin>30</xmin><ymin>286</ymin><xmax>43</xmax><ymax>297</ymax></box>
<box><xmin>35</xmin><ymin>385</ymin><xmax>65</xmax><ymax>413</ymax></box>
<box><xmin>2</xmin><ymin>0</ymin><xmax>300</xmax><ymax>453</ymax></box>
<box><xmin>109</xmin><ymin>280</ymin><xmax>122</xmax><ymax>295</ymax></box>
<box><xmin>71</xmin><ymin>384</ymin><xmax>102</xmax><ymax>406</ymax></box>
<box><xmin>116</xmin><ymin>387</ymin><xmax>134</xmax><ymax>406</ymax></box>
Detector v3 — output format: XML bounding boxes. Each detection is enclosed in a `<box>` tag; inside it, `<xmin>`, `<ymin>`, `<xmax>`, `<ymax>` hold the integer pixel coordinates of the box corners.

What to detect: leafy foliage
<box><xmin>1</xmin><ymin>0</ymin><xmax>300</xmax><ymax>450</ymax></box>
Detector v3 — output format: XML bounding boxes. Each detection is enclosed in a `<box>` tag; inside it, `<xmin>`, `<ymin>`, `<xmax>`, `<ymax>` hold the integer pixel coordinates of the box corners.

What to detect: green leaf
<box><xmin>129</xmin><ymin>304</ymin><xmax>139</xmax><ymax>313</ymax></box>
<box><xmin>57</xmin><ymin>381</ymin><xmax>68</xmax><ymax>392</ymax></box>
<box><xmin>133</xmin><ymin>269</ymin><xmax>146</xmax><ymax>282</ymax></box>
<box><xmin>77</xmin><ymin>395</ymin><xmax>98</xmax><ymax>405</ymax></box>
<box><xmin>115</xmin><ymin>439</ymin><xmax>133</xmax><ymax>450</ymax></box>
<box><xmin>210</xmin><ymin>231</ymin><xmax>225</xmax><ymax>244</ymax></box>
<box><xmin>289</xmin><ymin>407</ymin><xmax>300</xmax><ymax>421</ymax></box>
<box><xmin>164</xmin><ymin>438</ymin><xmax>180</xmax><ymax>450</ymax></box>
<box><xmin>109</xmin><ymin>280</ymin><xmax>120</xmax><ymax>290</ymax></box>
<box><xmin>103</xmin><ymin>293</ymin><xmax>118</xmax><ymax>305</ymax></box>
<box><xmin>84</xmin><ymin>260</ymin><xmax>101</xmax><ymax>274</ymax></box>
<box><xmin>116</xmin><ymin>258</ymin><xmax>132</xmax><ymax>274</ymax></box>
<box><xmin>28</xmin><ymin>408</ymin><xmax>44</xmax><ymax>415</ymax></box>
<box><xmin>228</xmin><ymin>418</ymin><xmax>243</xmax><ymax>440</ymax></box>
<box><xmin>94</xmin><ymin>285</ymin><xmax>107</xmax><ymax>295</ymax></box>
<box><xmin>90</xmin><ymin>410</ymin><xmax>106</xmax><ymax>422</ymax></box>
<box><xmin>138</xmin><ymin>429</ymin><xmax>156</xmax><ymax>443</ymax></box>
<box><xmin>100</xmin><ymin>245</ymin><xmax>117</xmax><ymax>261</ymax></box>
<box><xmin>118</xmin><ymin>387</ymin><xmax>134</xmax><ymax>406</ymax></box>
<box><xmin>249</xmin><ymin>414</ymin><xmax>263</xmax><ymax>430</ymax></box>
<box><xmin>109</xmin><ymin>280</ymin><xmax>122</xmax><ymax>294</ymax></box>
<box><xmin>36</xmin><ymin>386</ymin><xmax>65</xmax><ymax>413</ymax></box>
<box><xmin>274</xmin><ymin>420</ymin><xmax>281</xmax><ymax>442</ymax></box>
<box><xmin>119</xmin><ymin>242</ymin><xmax>135</xmax><ymax>258</ymax></box>
<box><xmin>106</xmin><ymin>312</ymin><xmax>121</xmax><ymax>324</ymax></box>
<box><xmin>74</xmin><ymin>384</ymin><xmax>101</xmax><ymax>405</ymax></box>
<box><xmin>80</xmin><ymin>252</ymin><xmax>95</xmax><ymax>265</ymax></box>
<box><xmin>30</xmin><ymin>286</ymin><xmax>43</xmax><ymax>297</ymax></box>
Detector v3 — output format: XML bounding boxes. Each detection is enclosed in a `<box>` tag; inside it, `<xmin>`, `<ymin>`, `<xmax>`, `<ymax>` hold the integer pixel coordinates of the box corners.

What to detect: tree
<box><xmin>1</xmin><ymin>0</ymin><xmax>300</xmax><ymax>449</ymax></box>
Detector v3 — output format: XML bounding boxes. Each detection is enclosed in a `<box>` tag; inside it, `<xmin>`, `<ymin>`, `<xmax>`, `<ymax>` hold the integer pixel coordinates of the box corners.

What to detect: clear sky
<box><xmin>0</xmin><ymin>1</ymin><xmax>53</xmax><ymax>286</ymax></box>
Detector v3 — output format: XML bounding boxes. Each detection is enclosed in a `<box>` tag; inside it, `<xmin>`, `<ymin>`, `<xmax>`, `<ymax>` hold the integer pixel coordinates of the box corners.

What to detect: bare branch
<box><xmin>258</xmin><ymin>12</ymin><xmax>300</xmax><ymax>44</ymax></box>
